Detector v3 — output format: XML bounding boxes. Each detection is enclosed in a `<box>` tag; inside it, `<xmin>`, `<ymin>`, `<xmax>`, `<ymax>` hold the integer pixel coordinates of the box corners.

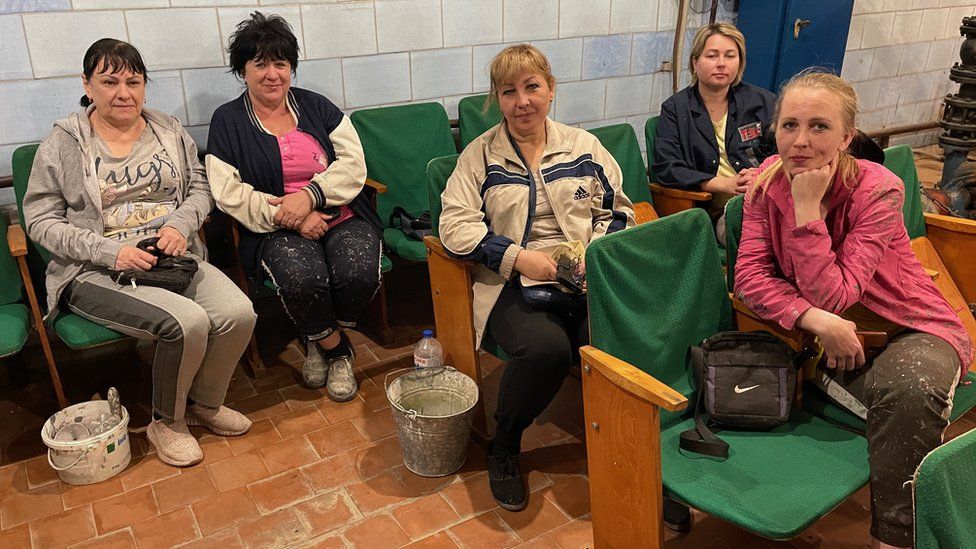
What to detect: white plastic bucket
<box><xmin>41</xmin><ymin>400</ymin><xmax>131</xmax><ymax>485</ymax></box>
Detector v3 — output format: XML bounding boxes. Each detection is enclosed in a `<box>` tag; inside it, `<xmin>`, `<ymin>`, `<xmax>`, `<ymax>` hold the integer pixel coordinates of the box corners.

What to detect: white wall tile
<box><xmin>919</xmin><ymin>8</ymin><xmax>950</xmax><ymax>40</ymax></box>
<box><xmin>944</xmin><ymin>6</ymin><xmax>975</xmax><ymax>38</ymax></box>
<box><xmin>913</xmin><ymin>100</ymin><xmax>939</xmax><ymax>124</ymax></box>
<box><xmin>0</xmin><ymin>0</ymin><xmax>70</xmax><ymax>13</ymax></box>
<box><xmin>172</xmin><ymin>0</ymin><xmax>258</xmax><ymax>6</ymax></box>
<box><xmin>649</xmin><ymin>72</ymin><xmax>671</xmax><ymax>115</ymax></box>
<box><xmin>146</xmin><ymin>70</ymin><xmax>188</xmax><ymax>125</ymax></box>
<box><xmin>885</xmin><ymin>102</ymin><xmax>916</xmax><ymax>127</ymax></box>
<box><xmin>904</xmin><ymin>71</ymin><xmax>942</xmax><ymax>103</ymax></box>
<box><xmin>411</xmin><ymin>47</ymin><xmax>472</xmax><ymax>100</ymax></box>
<box><xmin>898</xmin><ymin>42</ymin><xmax>930</xmax><ymax>75</ymax></box>
<box><xmin>532</xmin><ymin>38</ymin><xmax>583</xmax><ymax>83</ymax></box>
<box><xmin>0</xmin><ymin>16</ymin><xmax>32</xmax><ymax>80</ymax></box>
<box><xmin>181</xmin><ymin>67</ymin><xmax>244</xmax><ymax>126</ymax></box>
<box><xmin>891</xmin><ymin>10</ymin><xmax>923</xmax><ymax>44</ymax></box>
<box><xmin>560</xmin><ymin>0</ymin><xmax>611</xmax><ymax>38</ymax></box>
<box><xmin>610</xmin><ymin>0</ymin><xmax>658</xmax><ymax>34</ymax></box>
<box><xmin>883</xmin><ymin>0</ymin><xmax>913</xmax><ymax>9</ymax></box>
<box><xmin>939</xmin><ymin>0</ymin><xmax>974</xmax><ymax>6</ymax></box>
<box><xmin>219</xmin><ymin>7</ymin><xmax>303</xmax><ymax>63</ymax></box>
<box><xmin>184</xmin><ymin>124</ymin><xmax>209</xmax><ymax>151</ymax></box>
<box><xmin>847</xmin><ymin>14</ymin><xmax>865</xmax><ymax>50</ymax></box>
<box><xmin>443</xmin><ymin>0</ymin><xmax>502</xmax><ymax>47</ymax></box>
<box><xmin>841</xmin><ymin>49</ymin><xmax>874</xmax><ymax>82</ymax></box>
<box><xmin>868</xmin><ymin>45</ymin><xmax>903</xmax><ymax>79</ymax></box>
<box><xmin>860</xmin><ymin>13</ymin><xmax>895</xmax><ymax>48</ymax></box>
<box><xmin>913</xmin><ymin>0</ymin><xmax>940</xmax><ymax>7</ymax></box>
<box><xmin>302</xmin><ymin>3</ymin><xmax>377</xmax><ymax>59</ymax></box>
<box><xmin>553</xmin><ymin>79</ymin><xmax>605</xmax><ymax>124</ymax></box>
<box><xmin>259</xmin><ymin>0</ymin><xmax>334</xmax><ymax>4</ymax></box>
<box><xmin>582</xmin><ymin>34</ymin><xmax>632</xmax><ymax>80</ymax></box>
<box><xmin>631</xmin><ymin>31</ymin><xmax>671</xmax><ymax>75</ymax></box>
<box><xmin>925</xmin><ymin>38</ymin><xmax>957</xmax><ymax>71</ymax></box>
<box><xmin>877</xmin><ymin>74</ymin><xmax>910</xmax><ymax>107</ymax></box>
<box><xmin>375</xmin><ymin>0</ymin><xmax>442</xmax><ymax>53</ymax></box>
<box><xmin>605</xmin><ymin>74</ymin><xmax>652</xmax><ymax>118</ymax></box>
<box><xmin>657</xmin><ymin>0</ymin><xmax>679</xmax><ymax>31</ymax></box>
<box><xmin>342</xmin><ymin>53</ymin><xmax>410</xmax><ymax>108</ymax></box>
<box><xmin>853</xmin><ymin>79</ymin><xmax>882</xmax><ymax>111</ymax></box>
<box><xmin>126</xmin><ymin>9</ymin><xmax>223</xmax><ymax>71</ymax></box>
<box><xmin>443</xmin><ymin>94</ymin><xmax>467</xmax><ymax>119</ymax></box>
<box><xmin>503</xmin><ymin>0</ymin><xmax>558</xmax><ymax>42</ymax></box>
<box><xmin>858</xmin><ymin>108</ymin><xmax>889</xmax><ymax>131</ymax></box>
<box><xmin>0</xmin><ymin>77</ymin><xmax>81</xmax><ymax>144</ymax></box>
<box><xmin>294</xmin><ymin>58</ymin><xmax>344</xmax><ymax>107</ymax></box>
<box><xmin>23</xmin><ymin>11</ymin><xmax>127</xmax><ymax>78</ymax></box>
<box><xmin>73</xmin><ymin>0</ymin><xmax>165</xmax><ymax>8</ymax></box>
<box><xmin>473</xmin><ymin>43</ymin><xmax>507</xmax><ymax>92</ymax></box>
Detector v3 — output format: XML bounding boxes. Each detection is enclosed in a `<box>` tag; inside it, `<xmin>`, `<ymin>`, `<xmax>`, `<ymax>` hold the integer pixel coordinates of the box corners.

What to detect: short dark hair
<box><xmin>227</xmin><ymin>12</ymin><xmax>300</xmax><ymax>78</ymax></box>
<box><xmin>80</xmin><ymin>38</ymin><xmax>149</xmax><ymax>107</ymax></box>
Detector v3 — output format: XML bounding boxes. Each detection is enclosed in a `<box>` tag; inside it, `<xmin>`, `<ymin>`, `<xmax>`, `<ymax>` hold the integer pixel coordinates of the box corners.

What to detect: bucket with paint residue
<box><xmin>386</xmin><ymin>367</ymin><xmax>478</xmax><ymax>477</ymax></box>
<box><xmin>41</xmin><ymin>399</ymin><xmax>131</xmax><ymax>485</ymax></box>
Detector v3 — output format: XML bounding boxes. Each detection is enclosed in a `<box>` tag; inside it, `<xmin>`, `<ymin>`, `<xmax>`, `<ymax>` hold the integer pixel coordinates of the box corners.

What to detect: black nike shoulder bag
<box><xmin>679</xmin><ymin>331</ymin><xmax>815</xmax><ymax>459</ymax></box>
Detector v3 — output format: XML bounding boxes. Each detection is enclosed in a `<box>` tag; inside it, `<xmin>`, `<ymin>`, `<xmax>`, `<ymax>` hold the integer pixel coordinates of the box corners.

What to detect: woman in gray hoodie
<box><xmin>23</xmin><ymin>39</ymin><xmax>256</xmax><ymax>467</ymax></box>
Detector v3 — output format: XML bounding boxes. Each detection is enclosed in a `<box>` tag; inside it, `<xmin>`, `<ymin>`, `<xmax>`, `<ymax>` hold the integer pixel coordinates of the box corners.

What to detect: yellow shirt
<box><xmin>712</xmin><ymin>114</ymin><xmax>735</xmax><ymax>178</ymax></box>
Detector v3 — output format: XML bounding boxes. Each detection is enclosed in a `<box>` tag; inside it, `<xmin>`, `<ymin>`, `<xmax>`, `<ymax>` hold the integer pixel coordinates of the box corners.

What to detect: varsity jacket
<box><xmin>440</xmin><ymin>118</ymin><xmax>636</xmax><ymax>348</ymax></box>
<box><xmin>206</xmin><ymin>87</ymin><xmax>382</xmax><ymax>274</ymax></box>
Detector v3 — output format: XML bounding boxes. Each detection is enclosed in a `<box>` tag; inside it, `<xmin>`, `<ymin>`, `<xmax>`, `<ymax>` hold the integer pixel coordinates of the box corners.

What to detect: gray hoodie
<box><xmin>23</xmin><ymin>106</ymin><xmax>213</xmax><ymax>321</ymax></box>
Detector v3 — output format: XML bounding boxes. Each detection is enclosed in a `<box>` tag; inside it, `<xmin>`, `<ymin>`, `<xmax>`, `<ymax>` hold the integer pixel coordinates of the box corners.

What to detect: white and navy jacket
<box><xmin>440</xmin><ymin>117</ymin><xmax>635</xmax><ymax>348</ymax></box>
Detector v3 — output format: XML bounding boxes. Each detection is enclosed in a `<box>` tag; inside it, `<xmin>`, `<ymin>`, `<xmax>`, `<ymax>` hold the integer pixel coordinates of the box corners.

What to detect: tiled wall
<box><xmin>842</xmin><ymin>0</ymin><xmax>974</xmax><ymax>147</ymax></box>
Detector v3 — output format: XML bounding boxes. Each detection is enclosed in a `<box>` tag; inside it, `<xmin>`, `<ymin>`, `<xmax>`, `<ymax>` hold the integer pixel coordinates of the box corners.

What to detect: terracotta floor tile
<box><xmin>350</xmin><ymin>408</ymin><xmax>398</xmax><ymax>442</ymax></box>
<box><xmin>117</xmin><ymin>455</ymin><xmax>181</xmax><ymax>491</ymax></box>
<box><xmin>354</xmin><ymin>436</ymin><xmax>404</xmax><ymax>480</ymax></box>
<box><xmin>259</xmin><ymin>435</ymin><xmax>320</xmax><ymax>475</ymax></box>
<box><xmin>527</xmin><ymin>469</ymin><xmax>553</xmax><ymax>494</ymax></box>
<box><xmin>197</xmin><ymin>435</ymin><xmax>234</xmax><ymax>467</ymax></box>
<box><xmin>225</xmin><ymin>418</ymin><xmax>282</xmax><ymax>456</ymax></box>
<box><xmin>316</xmin><ymin>394</ymin><xmax>371</xmax><ymax>424</ymax></box>
<box><xmin>24</xmin><ymin>455</ymin><xmax>58</xmax><ymax>488</ymax></box>
<box><xmin>306</xmin><ymin>421</ymin><xmax>367</xmax><ymax>458</ymax></box>
<box><xmin>301</xmin><ymin>452</ymin><xmax>360</xmax><ymax>494</ymax></box>
<box><xmin>151</xmin><ymin>467</ymin><xmax>217</xmax><ymax>513</ymax></box>
<box><xmin>403</xmin><ymin>531</ymin><xmax>460</xmax><ymax>548</ymax></box>
<box><xmin>394</xmin><ymin>467</ymin><xmax>458</xmax><ymax>500</ymax></box>
<box><xmin>208</xmin><ymin>452</ymin><xmax>270</xmax><ymax>493</ymax></box>
<box><xmin>237</xmin><ymin>508</ymin><xmax>308</xmax><ymax>549</ymax></box>
<box><xmin>392</xmin><ymin>492</ymin><xmax>460</xmax><ymax>540</ymax></box>
<box><xmin>455</xmin><ymin>441</ymin><xmax>488</xmax><ymax>479</ymax></box>
<box><xmin>67</xmin><ymin>529</ymin><xmax>136</xmax><ymax>549</ymax></box>
<box><xmin>91</xmin><ymin>485</ymin><xmax>158</xmax><ymax>535</ymax></box>
<box><xmin>61</xmin><ymin>477</ymin><xmax>124</xmax><ymax>509</ymax></box>
<box><xmin>546</xmin><ymin>518</ymin><xmax>593</xmax><ymax>549</ymax></box>
<box><xmin>0</xmin><ymin>463</ymin><xmax>28</xmax><ymax>502</ymax></box>
<box><xmin>131</xmin><ymin>507</ymin><xmax>200</xmax><ymax>549</ymax></box>
<box><xmin>345</xmin><ymin>470</ymin><xmax>413</xmax><ymax>513</ymax></box>
<box><xmin>29</xmin><ymin>503</ymin><xmax>96</xmax><ymax>547</ymax></box>
<box><xmin>190</xmin><ymin>486</ymin><xmax>259</xmax><ymax>536</ymax></box>
<box><xmin>359</xmin><ymin>383</ymin><xmax>393</xmax><ymax>412</ymax></box>
<box><xmin>250</xmin><ymin>366</ymin><xmax>302</xmax><ymax>395</ymax></box>
<box><xmin>293</xmin><ymin>490</ymin><xmax>358</xmax><ymax>537</ymax></box>
<box><xmin>279</xmin><ymin>384</ymin><xmax>329</xmax><ymax>411</ymax></box>
<box><xmin>496</xmin><ymin>494</ymin><xmax>570</xmax><ymax>542</ymax></box>
<box><xmin>247</xmin><ymin>470</ymin><xmax>313</xmax><ymax>513</ymax></box>
<box><xmin>518</xmin><ymin>535</ymin><xmax>561</xmax><ymax>548</ymax></box>
<box><xmin>344</xmin><ymin>514</ymin><xmax>411</xmax><ymax>549</ymax></box>
<box><xmin>224</xmin><ymin>379</ymin><xmax>258</xmax><ymax>404</ymax></box>
<box><xmin>0</xmin><ymin>523</ymin><xmax>29</xmax><ymax>548</ymax></box>
<box><xmin>542</xmin><ymin>475</ymin><xmax>589</xmax><ymax>519</ymax></box>
<box><xmin>440</xmin><ymin>473</ymin><xmax>498</xmax><ymax>517</ymax></box>
<box><xmin>448</xmin><ymin>511</ymin><xmax>520</xmax><ymax>549</ymax></box>
<box><xmin>1</xmin><ymin>481</ymin><xmax>63</xmax><ymax>528</ymax></box>
<box><xmin>306</xmin><ymin>534</ymin><xmax>345</xmax><ymax>548</ymax></box>
<box><xmin>175</xmin><ymin>527</ymin><xmax>243</xmax><ymax>549</ymax></box>
<box><xmin>233</xmin><ymin>391</ymin><xmax>290</xmax><ymax>421</ymax></box>
<box><xmin>271</xmin><ymin>405</ymin><xmax>328</xmax><ymax>439</ymax></box>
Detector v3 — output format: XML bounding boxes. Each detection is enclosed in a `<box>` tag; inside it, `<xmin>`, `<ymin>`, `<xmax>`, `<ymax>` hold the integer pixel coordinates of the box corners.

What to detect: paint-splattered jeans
<box><xmin>260</xmin><ymin>217</ymin><xmax>382</xmax><ymax>341</ymax></box>
<box><xmin>820</xmin><ymin>332</ymin><xmax>960</xmax><ymax>546</ymax></box>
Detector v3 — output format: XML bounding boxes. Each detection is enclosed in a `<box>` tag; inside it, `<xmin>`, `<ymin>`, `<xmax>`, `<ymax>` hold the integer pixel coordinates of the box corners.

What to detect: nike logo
<box><xmin>734</xmin><ymin>384</ymin><xmax>759</xmax><ymax>394</ymax></box>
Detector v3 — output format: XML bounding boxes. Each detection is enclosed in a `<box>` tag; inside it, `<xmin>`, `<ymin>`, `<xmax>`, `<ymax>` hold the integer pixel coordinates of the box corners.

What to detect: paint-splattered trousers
<box><xmin>820</xmin><ymin>332</ymin><xmax>960</xmax><ymax>546</ymax></box>
<box><xmin>64</xmin><ymin>258</ymin><xmax>257</xmax><ymax>420</ymax></box>
<box><xmin>260</xmin><ymin>217</ymin><xmax>382</xmax><ymax>342</ymax></box>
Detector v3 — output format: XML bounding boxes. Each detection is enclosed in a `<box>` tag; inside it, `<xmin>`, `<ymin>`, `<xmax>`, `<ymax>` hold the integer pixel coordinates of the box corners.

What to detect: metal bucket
<box><xmin>385</xmin><ymin>367</ymin><xmax>479</xmax><ymax>477</ymax></box>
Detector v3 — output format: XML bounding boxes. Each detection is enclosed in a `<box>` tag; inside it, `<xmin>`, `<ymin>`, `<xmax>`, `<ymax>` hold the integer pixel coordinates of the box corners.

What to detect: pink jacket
<box><xmin>734</xmin><ymin>156</ymin><xmax>973</xmax><ymax>376</ymax></box>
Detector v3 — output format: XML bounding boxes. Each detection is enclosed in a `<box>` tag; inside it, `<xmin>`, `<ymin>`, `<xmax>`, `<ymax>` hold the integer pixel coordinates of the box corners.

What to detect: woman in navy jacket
<box><xmin>652</xmin><ymin>22</ymin><xmax>775</xmax><ymax>238</ymax></box>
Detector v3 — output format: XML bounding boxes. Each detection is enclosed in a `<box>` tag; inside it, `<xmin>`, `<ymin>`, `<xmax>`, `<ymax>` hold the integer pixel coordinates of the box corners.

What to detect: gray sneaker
<box><xmin>326</xmin><ymin>352</ymin><xmax>357</xmax><ymax>402</ymax></box>
<box><xmin>303</xmin><ymin>341</ymin><xmax>329</xmax><ymax>389</ymax></box>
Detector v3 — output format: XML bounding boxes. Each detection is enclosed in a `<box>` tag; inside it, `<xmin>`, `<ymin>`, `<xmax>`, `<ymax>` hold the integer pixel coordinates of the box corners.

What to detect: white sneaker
<box><xmin>186</xmin><ymin>404</ymin><xmax>252</xmax><ymax>437</ymax></box>
<box><xmin>146</xmin><ymin>418</ymin><xmax>203</xmax><ymax>467</ymax></box>
<box><xmin>303</xmin><ymin>341</ymin><xmax>329</xmax><ymax>389</ymax></box>
<box><xmin>326</xmin><ymin>353</ymin><xmax>358</xmax><ymax>402</ymax></box>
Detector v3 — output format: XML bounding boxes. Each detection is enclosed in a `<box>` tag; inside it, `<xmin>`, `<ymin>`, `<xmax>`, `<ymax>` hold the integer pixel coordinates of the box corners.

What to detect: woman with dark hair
<box><xmin>23</xmin><ymin>38</ymin><xmax>257</xmax><ymax>467</ymax></box>
<box><xmin>206</xmin><ymin>13</ymin><xmax>383</xmax><ymax>400</ymax></box>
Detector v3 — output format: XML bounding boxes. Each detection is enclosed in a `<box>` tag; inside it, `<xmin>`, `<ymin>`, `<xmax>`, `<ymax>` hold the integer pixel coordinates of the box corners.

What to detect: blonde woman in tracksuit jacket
<box><xmin>440</xmin><ymin>44</ymin><xmax>635</xmax><ymax>512</ymax></box>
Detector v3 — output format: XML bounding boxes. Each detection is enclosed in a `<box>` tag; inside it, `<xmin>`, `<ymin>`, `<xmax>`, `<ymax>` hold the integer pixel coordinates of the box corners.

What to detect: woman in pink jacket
<box><xmin>734</xmin><ymin>71</ymin><xmax>973</xmax><ymax>549</ymax></box>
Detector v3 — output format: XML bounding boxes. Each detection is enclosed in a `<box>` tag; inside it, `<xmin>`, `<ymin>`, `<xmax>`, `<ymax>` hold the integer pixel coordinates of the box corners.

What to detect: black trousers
<box><xmin>486</xmin><ymin>283</ymin><xmax>588</xmax><ymax>456</ymax></box>
<box><xmin>260</xmin><ymin>217</ymin><xmax>382</xmax><ymax>341</ymax></box>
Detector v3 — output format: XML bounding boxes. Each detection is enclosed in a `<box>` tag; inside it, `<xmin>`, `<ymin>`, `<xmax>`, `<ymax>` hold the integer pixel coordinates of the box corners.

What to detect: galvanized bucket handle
<box><xmin>384</xmin><ymin>366</ymin><xmax>456</xmax><ymax>419</ymax></box>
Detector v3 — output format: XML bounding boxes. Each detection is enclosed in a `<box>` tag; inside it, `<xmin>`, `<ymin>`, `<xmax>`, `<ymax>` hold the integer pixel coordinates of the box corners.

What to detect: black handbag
<box><xmin>389</xmin><ymin>207</ymin><xmax>432</xmax><ymax>241</ymax></box>
<box><xmin>679</xmin><ymin>331</ymin><xmax>815</xmax><ymax>459</ymax></box>
<box><xmin>113</xmin><ymin>237</ymin><xmax>199</xmax><ymax>294</ymax></box>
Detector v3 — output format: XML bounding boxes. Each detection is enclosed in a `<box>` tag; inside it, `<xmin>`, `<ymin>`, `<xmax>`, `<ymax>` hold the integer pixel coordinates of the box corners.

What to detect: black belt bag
<box><xmin>679</xmin><ymin>331</ymin><xmax>815</xmax><ymax>459</ymax></box>
<box><xmin>113</xmin><ymin>237</ymin><xmax>199</xmax><ymax>295</ymax></box>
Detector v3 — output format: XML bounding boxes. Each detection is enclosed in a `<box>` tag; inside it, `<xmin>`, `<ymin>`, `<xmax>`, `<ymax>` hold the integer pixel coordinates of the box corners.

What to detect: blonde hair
<box><xmin>747</xmin><ymin>70</ymin><xmax>860</xmax><ymax>201</ymax></box>
<box><xmin>689</xmin><ymin>22</ymin><xmax>747</xmax><ymax>87</ymax></box>
<box><xmin>484</xmin><ymin>44</ymin><xmax>555</xmax><ymax>113</ymax></box>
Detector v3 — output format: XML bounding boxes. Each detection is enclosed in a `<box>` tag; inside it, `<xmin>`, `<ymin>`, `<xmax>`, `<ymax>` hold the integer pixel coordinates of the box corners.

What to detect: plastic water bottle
<box><xmin>414</xmin><ymin>330</ymin><xmax>444</xmax><ymax>370</ymax></box>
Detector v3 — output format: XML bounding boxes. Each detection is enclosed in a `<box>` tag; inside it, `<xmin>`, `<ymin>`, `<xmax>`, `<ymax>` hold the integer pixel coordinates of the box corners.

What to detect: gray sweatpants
<box><xmin>63</xmin><ymin>258</ymin><xmax>257</xmax><ymax>420</ymax></box>
<box><xmin>820</xmin><ymin>332</ymin><xmax>960</xmax><ymax>546</ymax></box>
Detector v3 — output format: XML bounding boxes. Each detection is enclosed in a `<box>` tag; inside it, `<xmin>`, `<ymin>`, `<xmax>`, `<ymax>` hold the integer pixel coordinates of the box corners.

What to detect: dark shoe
<box><xmin>663</xmin><ymin>496</ymin><xmax>691</xmax><ymax>533</ymax></box>
<box><xmin>486</xmin><ymin>453</ymin><xmax>527</xmax><ymax>511</ymax></box>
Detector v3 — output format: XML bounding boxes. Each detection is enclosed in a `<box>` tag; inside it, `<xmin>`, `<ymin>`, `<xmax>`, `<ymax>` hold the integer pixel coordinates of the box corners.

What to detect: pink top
<box><xmin>734</xmin><ymin>156</ymin><xmax>973</xmax><ymax>376</ymax></box>
<box><xmin>279</xmin><ymin>129</ymin><xmax>354</xmax><ymax>227</ymax></box>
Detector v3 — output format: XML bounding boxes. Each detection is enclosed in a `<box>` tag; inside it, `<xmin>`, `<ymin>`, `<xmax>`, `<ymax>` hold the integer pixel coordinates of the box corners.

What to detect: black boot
<box><xmin>486</xmin><ymin>452</ymin><xmax>527</xmax><ymax>511</ymax></box>
<box><xmin>663</xmin><ymin>495</ymin><xmax>691</xmax><ymax>533</ymax></box>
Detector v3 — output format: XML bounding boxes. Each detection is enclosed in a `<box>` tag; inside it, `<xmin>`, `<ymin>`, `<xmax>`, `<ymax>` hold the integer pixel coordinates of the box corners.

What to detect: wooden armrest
<box><xmin>7</xmin><ymin>223</ymin><xmax>27</xmax><ymax>257</ymax></box>
<box><xmin>924</xmin><ymin>267</ymin><xmax>940</xmax><ymax>281</ymax></box>
<box><xmin>364</xmin><ymin>178</ymin><xmax>388</xmax><ymax>194</ymax></box>
<box><xmin>730</xmin><ymin>293</ymin><xmax>810</xmax><ymax>351</ymax></box>
<box><xmin>424</xmin><ymin>235</ymin><xmax>476</xmax><ymax>267</ymax></box>
<box><xmin>649</xmin><ymin>183</ymin><xmax>712</xmax><ymax>202</ymax></box>
<box><xmin>924</xmin><ymin>213</ymin><xmax>976</xmax><ymax>234</ymax></box>
<box><xmin>580</xmin><ymin>345</ymin><xmax>688</xmax><ymax>412</ymax></box>
<box><xmin>633</xmin><ymin>201</ymin><xmax>659</xmax><ymax>224</ymax></box>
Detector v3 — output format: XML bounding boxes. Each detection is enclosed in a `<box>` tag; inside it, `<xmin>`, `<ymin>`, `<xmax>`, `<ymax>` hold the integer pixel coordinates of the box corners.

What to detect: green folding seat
<box><xmin>587</xmin><ymin>123</ymin><xmax>653</xmax><ymax>207</ymax></box>
<box><xmin>583</xmin><ymin>209</ymin><xmax>869</xmax><ymax>546</ymax></box>
<box><xmin>914</xmin><ymin>428</ymin><xmax>976</xmax><ymax>548</ymax></box>
<box><xmin>457</xmin><ymin>94</ymin><xmax>502</xmax><ymax>149</ymax></box>
<box><xmin>0</xmin><ymin>219</ymin><xmax>29</xmax><ymax>361</ymax></box>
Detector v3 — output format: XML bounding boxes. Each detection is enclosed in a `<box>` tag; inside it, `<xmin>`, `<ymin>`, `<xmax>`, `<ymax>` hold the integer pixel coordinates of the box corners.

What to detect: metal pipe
<box><xmin>672</xmin><ymin>0</ymin><xmax>692</xmax><ymax>94</ymax></box>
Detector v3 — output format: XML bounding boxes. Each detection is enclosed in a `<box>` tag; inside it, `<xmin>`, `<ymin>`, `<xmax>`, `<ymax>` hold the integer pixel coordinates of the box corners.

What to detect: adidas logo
<box><xmin>573</xmin><ymin>186</ymin><xmax>590</xmax><ymax>200</ymax></box>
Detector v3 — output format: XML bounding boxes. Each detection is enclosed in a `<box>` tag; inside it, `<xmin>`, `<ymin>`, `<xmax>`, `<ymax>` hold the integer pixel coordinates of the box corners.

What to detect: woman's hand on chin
<box><xmin>791</xmin><ymin>158</ymin><xmax>835</xmax><ymax>225</ymax></box>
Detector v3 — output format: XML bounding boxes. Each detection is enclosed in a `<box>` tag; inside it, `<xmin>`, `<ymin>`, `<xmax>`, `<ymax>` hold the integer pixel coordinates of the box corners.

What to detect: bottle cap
<box><xmin>422</xmin><ymin>329</ymin><xmax>434</xmax><ymax>338</ymax></box>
